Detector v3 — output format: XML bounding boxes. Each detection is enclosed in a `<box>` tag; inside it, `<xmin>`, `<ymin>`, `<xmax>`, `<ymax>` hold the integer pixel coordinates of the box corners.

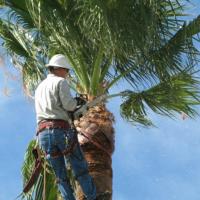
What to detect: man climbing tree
<box><xmin>35</xmin><ymin>54</ymin><xmax>96</xmax><ymax>200</ymax></box>
<box><xmin>1</xmin><ymin>1</ymin><xmax>200</xmax><ymax>200</ymax></box>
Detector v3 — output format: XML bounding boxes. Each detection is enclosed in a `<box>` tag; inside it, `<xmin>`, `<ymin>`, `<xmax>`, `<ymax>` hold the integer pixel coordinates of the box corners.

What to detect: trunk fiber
<box><xmin>75</xmin><ymin>105</ymin><xmax>115</xmax><ymax>200</ymax></box>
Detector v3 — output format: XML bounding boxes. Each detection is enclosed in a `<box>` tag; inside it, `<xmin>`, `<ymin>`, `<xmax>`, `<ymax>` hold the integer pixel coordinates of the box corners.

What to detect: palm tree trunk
<box><xmin>75</xmin><ymin>105</ymin><xmax>115</xmax><ymax>200</ymax></box>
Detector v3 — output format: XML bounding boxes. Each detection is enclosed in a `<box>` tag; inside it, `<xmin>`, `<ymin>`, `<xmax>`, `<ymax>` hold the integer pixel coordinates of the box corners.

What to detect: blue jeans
<box><xmin>38</xmin><ymin>128</ymin><xmax>96</xmax><ymax>200</ymax></box>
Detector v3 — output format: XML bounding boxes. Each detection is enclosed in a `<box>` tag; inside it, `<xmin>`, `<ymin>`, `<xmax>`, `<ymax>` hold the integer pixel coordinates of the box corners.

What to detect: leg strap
<box><xmin>62</xmin><ymin>140</ymin><xmax>78</xmax><ymax>156</ymax></box>
<box><xmin>45</xmin><ymin>140</ymin><xmax>78</xmax><ymax>159</ymax></box>
<box><xmin>45</xmin><ymin>150</ymin><xmax>63</xmax><ymax>159</ymax></box>
<box><xmin>56</xmin><ymin>177</ymin><xmax>68</xmax><ymax>184</ymax></box>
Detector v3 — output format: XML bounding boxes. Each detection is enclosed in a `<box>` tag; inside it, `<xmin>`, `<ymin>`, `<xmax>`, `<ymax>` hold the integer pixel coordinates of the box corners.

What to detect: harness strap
<box><xmin>23</xmin><ymin>147</ymin><xmax>43</xmax><ymax>193</ymax></box>
<box><xmin>43</xmin><ymin>160</ymin><xmax>47</xmax><ymax>200</ymax></box>
<box><xmin>45</xmin><ymin>138</ymin><xmax>78</xmax><ymax>159</ymax></box>
<box><xmin>79</xmin><ymin>132</ymin><xmax>112</xmax><ymax>156</ymax></box>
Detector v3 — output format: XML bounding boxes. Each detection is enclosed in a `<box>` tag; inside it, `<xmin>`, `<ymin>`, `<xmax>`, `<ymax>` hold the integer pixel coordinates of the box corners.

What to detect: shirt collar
<box><xmin>47</xmin><ymin>74</ymin><xmax>56</xmax><ymax>78</ymax></box>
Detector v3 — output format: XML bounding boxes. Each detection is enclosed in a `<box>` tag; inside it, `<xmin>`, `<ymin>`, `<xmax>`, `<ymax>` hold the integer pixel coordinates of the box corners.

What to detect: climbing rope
<box><xmin>43</xmin><ymin>160</ymin><xmax>47</xmax><ymax>200</ymax></box>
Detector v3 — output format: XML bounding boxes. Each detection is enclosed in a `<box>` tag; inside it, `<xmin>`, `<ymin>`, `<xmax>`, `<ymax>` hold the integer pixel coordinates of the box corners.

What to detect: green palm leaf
<box><xmin>120</xmin><ymin>70</ymin><xmax>200</xmax><ymax>127</ymax></box>
<box><xmin>21</xmin><ymin>140</ymin><xmax>59</xmax><ymax>200</ymax></box>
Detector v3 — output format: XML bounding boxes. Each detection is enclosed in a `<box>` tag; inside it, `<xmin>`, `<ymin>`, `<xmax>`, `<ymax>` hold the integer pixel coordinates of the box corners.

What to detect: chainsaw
<box><xmin>73</xmin><ymin>94</ymin><xmax>108</xmax><ymax>120</ymax></box>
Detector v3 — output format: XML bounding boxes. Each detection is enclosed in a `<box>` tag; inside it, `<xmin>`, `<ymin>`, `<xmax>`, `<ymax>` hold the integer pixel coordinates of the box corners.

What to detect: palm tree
<box><xmin>1</xmin><ymin>0</ymin><xmax>200</xmax><ymax>199</ymax></box>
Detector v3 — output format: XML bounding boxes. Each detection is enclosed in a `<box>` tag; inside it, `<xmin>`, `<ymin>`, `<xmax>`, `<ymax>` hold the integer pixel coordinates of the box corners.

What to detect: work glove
<box><xmin>75</xmin><ymin>97</ymin><xmax>87</xmax><ymax>106</ymax></box>
<box><xmin>73</xmin><ymin>104</ymin><xmax>88</xmax><ymax>119</ymax></box>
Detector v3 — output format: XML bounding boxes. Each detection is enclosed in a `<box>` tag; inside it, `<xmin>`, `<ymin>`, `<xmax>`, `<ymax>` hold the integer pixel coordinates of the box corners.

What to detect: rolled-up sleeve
<box><xmin>59</xmin><ymin>79</ymin><xmax>77</xmax><ymax>111</ymax></box>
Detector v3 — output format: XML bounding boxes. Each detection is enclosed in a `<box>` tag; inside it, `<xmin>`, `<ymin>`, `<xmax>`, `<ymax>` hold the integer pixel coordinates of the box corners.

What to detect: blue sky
<box><xmin>1</xmin><ymin>1</ymin><xmax>200</xmax><ymax>200</ymax></box>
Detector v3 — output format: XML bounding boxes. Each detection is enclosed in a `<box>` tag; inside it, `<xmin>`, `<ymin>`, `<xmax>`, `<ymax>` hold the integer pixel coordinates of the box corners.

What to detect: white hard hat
<box><xmin>45</xmin><ymin>54</ymin><xmax>71</xmax><ymax>70</ymax></box>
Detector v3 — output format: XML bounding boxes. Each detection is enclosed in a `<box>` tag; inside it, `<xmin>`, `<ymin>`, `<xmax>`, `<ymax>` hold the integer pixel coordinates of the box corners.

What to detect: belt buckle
<box><xmin>48</xmin><ymin>121</ymin><xmax>54</xmax><ymax>127</ymax></box>
<box><xmin>49</xmin><ymin>121</ymin><xmax>53</xmax><ymax>125</ymax></box>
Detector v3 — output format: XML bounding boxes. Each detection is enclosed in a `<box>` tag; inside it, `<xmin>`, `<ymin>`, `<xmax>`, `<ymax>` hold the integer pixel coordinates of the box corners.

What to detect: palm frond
<box><xmin>90</xmin><ymin>44</ymin><xmax>104</xmax><ymax>95</ymax></box>
<box><xmin>113</xmin><ymin>14</ymin><xmax>200</xmax><ymax>89</ymax></box>
<box><xmin>0</xmin><ymin>0</ymin><xmax>34</xmax><ymax>28</ymax></box>
<box><xmin>147</xmin><ymin>15</ymin><xmax>200</xmax><ymax>79</ymax></box>
<box><xmin>21</xmin><ymin>140</ymin><xmax>58</xmax><ymax>200</ymax></box>
<box><xmin>0</xmin><ymin>19</ymin><xmax>45</xmax><ymax>94</ymax></box>
<box><xmin>120</xmin><ymin>70</ymin><xmax>200</xmax><ymax>127</ymax></box>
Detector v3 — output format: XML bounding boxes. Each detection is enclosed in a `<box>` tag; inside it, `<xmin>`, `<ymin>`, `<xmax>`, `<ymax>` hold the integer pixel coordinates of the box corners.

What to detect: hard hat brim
<box><xmin>45</xmin><ymin>63</ymin><xmax>70</xmax><ymax>70</ymax></box>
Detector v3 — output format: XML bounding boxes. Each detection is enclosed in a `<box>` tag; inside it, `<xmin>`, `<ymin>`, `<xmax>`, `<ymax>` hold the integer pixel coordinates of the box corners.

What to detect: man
<box><xmin>35</xmin><ymin>54</ymin><xmax>96</xmax><ymax>200</ymax></box>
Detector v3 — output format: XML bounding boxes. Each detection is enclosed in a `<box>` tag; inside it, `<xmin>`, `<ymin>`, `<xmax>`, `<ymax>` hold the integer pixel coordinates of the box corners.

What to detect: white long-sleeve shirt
<box><xmin>35</xmin><ymin>74</ymin><xmax>77</xmax><ymax>123</ymax></box>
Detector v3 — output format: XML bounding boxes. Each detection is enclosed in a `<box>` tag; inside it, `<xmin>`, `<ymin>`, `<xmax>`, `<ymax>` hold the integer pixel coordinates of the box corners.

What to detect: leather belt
<box><xmin>37</xmin><ymin>119</ymin><xmax>70</xmax><ymax>135</ymax></box>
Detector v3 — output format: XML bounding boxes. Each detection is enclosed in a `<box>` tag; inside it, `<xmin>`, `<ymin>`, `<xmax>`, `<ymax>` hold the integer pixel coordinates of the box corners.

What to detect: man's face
<box><xmin>54</xmin><ymin>67</ymin><xmax>69</xmax><ymax>78</ymax></box>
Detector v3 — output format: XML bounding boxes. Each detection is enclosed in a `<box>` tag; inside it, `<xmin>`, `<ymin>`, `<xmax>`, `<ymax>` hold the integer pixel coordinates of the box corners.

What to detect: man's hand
<box><xmin>75</xmin><ymin>97</ymin><xmax>87</xmax><ymax>106</ymax></box>
<box><xmin>73</xmin><ymin>94</ymin><xmax>107</xmax><ymax>120</ymax></box>
<box><xmin>73</xmin><ymin>104</ymin><xmax>88</xmax><ymax>119</ymax></box>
